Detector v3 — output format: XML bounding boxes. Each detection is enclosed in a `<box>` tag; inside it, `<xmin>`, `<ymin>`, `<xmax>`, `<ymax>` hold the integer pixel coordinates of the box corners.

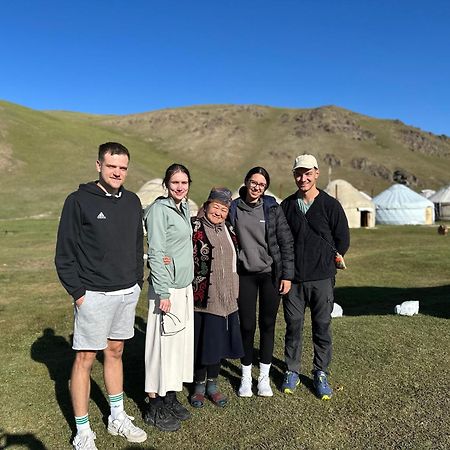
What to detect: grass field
<box><xmin>0</xmin><ymin>220</ymin><xmax>449</xmax><ymax>449</ymax></box>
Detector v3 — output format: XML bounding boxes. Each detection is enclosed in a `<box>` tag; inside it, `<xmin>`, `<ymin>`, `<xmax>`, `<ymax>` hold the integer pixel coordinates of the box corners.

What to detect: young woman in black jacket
<box><xmin>228</xmin><ymin>167</ymin><xmax>294</xmax><ymax>397</ymax></box>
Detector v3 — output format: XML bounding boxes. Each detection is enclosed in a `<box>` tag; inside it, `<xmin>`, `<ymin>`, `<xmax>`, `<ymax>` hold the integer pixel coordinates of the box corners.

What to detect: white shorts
<box><xmin>72</xmin><ymin>284</ymin><xmax>141</xmax><ymax>350</ymax></box>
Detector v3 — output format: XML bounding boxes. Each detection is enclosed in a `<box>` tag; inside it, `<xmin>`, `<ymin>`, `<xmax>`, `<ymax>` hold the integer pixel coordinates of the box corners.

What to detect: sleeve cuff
<box><xmin>71</xmin><ymin>287</ymin><xmax>86</xmax><ymax>302</ymax></box>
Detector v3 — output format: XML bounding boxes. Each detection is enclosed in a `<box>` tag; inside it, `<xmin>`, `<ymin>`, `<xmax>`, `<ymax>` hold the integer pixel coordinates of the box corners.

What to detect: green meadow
<box><xmin>1</xmin><ymin>219</ymin><xmax>449</xmax><ymax>449</ymax></box>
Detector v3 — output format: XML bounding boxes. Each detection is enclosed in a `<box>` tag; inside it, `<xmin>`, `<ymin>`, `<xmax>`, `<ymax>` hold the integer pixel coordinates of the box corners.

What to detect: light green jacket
<box><xmin>145</xmin><ymin>197</ymin><xmax>194</xmax><ymax>298</ymax></box>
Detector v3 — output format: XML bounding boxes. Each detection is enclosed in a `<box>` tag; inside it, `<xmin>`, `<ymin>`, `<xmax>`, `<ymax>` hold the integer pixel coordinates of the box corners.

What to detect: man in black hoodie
<box><xmin>55</xmin><ymin>143</ymin><xmax>147</xmax><ymax>449</ymax></box>
<box><xmin>280</xmin><ymin>154</ymin><xmax>349</xmax><ymax>400</ymax></box>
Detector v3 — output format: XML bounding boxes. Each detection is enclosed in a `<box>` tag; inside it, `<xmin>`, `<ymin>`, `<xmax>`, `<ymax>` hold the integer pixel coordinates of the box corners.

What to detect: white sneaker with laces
<box><xmin>107</xmin><ymin>411</ymin><xmax>147</xmax><ymax>443</ymax></box>
<box><xmin>72</xmin><ymin>430</ymin><xmax>97</xmax><ymax>450</ymax></box>
<box><xmin>257</xmin><ymin>374</ymin><xmax>273</xmax><ymax>397</ymax></box>
<box><xmin>238</xmin><ymin>376</ymin><xmax>253</xmax><ymax>397</ymax></box>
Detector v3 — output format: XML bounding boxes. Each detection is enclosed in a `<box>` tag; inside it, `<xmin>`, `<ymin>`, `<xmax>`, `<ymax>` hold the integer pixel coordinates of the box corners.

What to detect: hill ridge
<box><xmin>0</xmin><ymin>100</ymin><xmax>449</xmax><ymax>219</ymax></box>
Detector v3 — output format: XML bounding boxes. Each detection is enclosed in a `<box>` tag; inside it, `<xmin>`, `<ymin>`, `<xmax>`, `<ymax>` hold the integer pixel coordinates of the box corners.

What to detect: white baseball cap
<box><xmin>292</xmin><ymin>154</ymin><xmax>319</xmax><ymax>171</ymax></box>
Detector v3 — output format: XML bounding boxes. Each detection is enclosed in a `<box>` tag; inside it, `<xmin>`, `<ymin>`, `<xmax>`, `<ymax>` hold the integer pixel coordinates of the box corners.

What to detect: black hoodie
<box><xmin>55</xmin><ymin>182</ymin><xmax>144</xmax><ymax>301</ymax></box>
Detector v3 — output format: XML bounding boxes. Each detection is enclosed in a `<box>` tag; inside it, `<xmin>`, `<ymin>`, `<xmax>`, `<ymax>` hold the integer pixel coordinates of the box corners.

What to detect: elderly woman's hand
<box><xmin>279</xmin><ymin>280</ymin><xmax>292</xmax><ymax>295</ymax></box>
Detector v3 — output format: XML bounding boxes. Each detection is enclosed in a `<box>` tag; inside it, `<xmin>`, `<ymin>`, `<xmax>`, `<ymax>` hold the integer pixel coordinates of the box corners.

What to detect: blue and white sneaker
<box><xmin>281</xmin><ymin>370</ymin><xmax>300</xmax><ymax>394</ymax></box>
<box><xmin>313</xmin><ymin>370</ymin><xmax>333</xmax><ymax>400</ymax></box>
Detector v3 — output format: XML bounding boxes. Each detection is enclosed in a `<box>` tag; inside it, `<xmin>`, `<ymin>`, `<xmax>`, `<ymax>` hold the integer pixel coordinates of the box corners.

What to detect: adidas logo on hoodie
<box><xmin>97</xmin><ymin>212</ymin><xmax>106</xmax><ymax>219</ymax></box>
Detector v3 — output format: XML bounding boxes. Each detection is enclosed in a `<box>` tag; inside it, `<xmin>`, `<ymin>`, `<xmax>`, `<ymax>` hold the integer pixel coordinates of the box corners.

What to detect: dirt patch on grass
<box><xmin>0</xmin><ymin>139</ymin><xmax>24</xmax><ymax>173</ymax></box>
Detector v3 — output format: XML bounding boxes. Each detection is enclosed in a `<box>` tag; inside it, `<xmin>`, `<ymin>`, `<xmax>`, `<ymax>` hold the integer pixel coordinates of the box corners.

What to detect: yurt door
<box><xmin>425</xmin><ymin>206</ymin><xmax>433</xmax><ymax>224</ymax></box>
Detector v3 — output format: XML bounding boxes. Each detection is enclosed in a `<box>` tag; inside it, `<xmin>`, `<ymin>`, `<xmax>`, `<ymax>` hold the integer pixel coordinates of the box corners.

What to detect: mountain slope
<box><xmin>99</xmin><ymin>104</ymin><xmax>450</xmax><ymax>197</ymax></box>
<box><xmin>0</xmin><ymin>100</ymin><xmax>448</xmax><ymax>219</ymax></box>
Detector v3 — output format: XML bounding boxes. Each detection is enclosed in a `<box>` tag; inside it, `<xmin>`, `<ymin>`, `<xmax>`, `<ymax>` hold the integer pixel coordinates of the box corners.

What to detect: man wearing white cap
<box><xmin>280</xmin><ymin>154</ymin><xmax>349</xmax><ymax>399</ymax></box>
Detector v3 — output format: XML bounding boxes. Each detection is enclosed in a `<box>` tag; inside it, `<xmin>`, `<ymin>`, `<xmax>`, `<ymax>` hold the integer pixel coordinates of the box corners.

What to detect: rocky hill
<box><xmin>0</xmin><ymin>100</ymin><xmax>449</xmax><ymax>219</ymax></box>
<box><xmin>100</xmin><ymin>104</ymin><xmax>450</xmax><ymax>196</ymax></box>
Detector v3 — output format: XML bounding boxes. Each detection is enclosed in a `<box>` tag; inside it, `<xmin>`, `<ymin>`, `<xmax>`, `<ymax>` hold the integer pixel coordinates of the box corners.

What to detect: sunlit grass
<box><xmin>0</xmin><ymin>220</ymin><xmax>449</xmax><ymax>449</ymax></box>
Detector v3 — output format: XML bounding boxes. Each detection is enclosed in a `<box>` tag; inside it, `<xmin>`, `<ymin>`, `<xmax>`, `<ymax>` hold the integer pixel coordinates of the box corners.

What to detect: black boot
<box><xmin>143</xmin><ymin>396</ymin><xmax>181</xmax><ymax>432</ymax></box>
<box><xmin>164</xmin><ymin>391</ymin><xmax>191</xmax><ymax>420</ymax></box>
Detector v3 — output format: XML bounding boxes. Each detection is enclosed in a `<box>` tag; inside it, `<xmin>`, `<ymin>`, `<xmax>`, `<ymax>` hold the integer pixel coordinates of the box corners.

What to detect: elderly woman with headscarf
<box><xmin>190</xmin><ymin>187</ymin><xmax>244</xmax><ymax>408</ymax></box>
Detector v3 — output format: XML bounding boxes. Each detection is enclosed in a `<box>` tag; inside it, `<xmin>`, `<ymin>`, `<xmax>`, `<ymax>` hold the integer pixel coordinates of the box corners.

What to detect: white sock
<box><xmin>109</xmin><ymin>392</ymin><xmax>124</xmax><ymax>419</ymax></box>
<box><xmin>260</xmin><ymin>362</ymin><xmax>271</xmax><ymax>377</ymax></box>
<box><xmin>242</xmin><ymin>364</ymin><xmax>252</xmax><ymax>378</ymax></box>
<box><xmin>75</xmin><ymin>414</ymin><xmax>91</xmax><ymax>434</ymax></box>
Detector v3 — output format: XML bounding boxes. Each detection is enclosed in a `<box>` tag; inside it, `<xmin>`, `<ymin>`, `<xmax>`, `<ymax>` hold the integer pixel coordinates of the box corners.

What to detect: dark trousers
<box><xmin>283</xmin><ymin>279</ymin><xmax>334</xmax><ymax>373</ymax></box>
<box><xmin>194</xmin><ymin>363</ymin><xmax>221</xmax><ymax>382</ymax></box>
<box><xmin>238</xmin><ymin>272</ymin><xmax>280</xmax><ymax>366</ymax></box>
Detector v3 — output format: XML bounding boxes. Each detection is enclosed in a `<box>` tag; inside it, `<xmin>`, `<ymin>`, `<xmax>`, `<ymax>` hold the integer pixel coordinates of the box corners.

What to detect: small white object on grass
<box><xmin>394</xmin><ymin>300</ymin><xmax>419</xmax><ymax>316</ymax></box>
<box><xmin>331</xmin><ymin>303</ymin><xmax>343</xmax><ymax>318</ymax></box>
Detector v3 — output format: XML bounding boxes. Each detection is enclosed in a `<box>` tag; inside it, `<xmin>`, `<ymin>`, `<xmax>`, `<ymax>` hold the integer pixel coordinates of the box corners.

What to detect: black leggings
<box><xmin>238</xmin><ymin>272</ymin><xmax>280</xmax><ymax>366</ymax></box>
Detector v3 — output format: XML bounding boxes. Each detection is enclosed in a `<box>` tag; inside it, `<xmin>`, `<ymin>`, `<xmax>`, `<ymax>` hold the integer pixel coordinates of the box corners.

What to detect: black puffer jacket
<box><xmin>229</xmin><ymin>190</ymin><xmax>294</xmax><ymax>286</ymax></box>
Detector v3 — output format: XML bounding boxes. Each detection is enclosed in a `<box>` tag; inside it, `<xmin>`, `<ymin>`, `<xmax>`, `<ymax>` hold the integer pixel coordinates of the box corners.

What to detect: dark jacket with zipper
<box><xmin>229</xmin><ymin>190</ymin><xmax>294</xmax><ymax>286</ymax></box>
<box><xmin>281</xmin><ymin>189</ymin><xmax>350</xmax><ymax>282</ymax></box>
<box><xmin>55</xmin><ymin>181</ymin><xmax>144</xmax><ymax>301</ymax></box>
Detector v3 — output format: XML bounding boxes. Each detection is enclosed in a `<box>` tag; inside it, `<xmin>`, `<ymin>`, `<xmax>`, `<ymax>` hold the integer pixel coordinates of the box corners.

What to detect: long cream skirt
<box><xmin>144</xmin><ymin>284</ymin><xmax>194</xmax><ymax>396</ymax></box>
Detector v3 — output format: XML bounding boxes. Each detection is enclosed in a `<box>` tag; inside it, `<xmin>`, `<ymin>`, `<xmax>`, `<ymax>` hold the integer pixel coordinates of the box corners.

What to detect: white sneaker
<box><xmin>107</xmin><ymin>411</ymin><xmax>147</xmax><ymax>443</ymax></box>
<box><xmin>72</xmin><ymin>430</ymin><xmax>97</xmax><ymax>450</ymax></box>
<box><xmin>257</xmin><ymin>374</ymin><xmax>273</xmax><ymax>397</ymax></box>
<box><xmin>238</xmin><ymin>376</ymin><xmax>253</xmax><ymax>397</ymax></box>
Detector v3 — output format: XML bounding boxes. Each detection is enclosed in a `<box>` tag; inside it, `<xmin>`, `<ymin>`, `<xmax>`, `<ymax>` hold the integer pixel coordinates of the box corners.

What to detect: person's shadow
<box><xmin>220</xmin><ymin>359</ymin><xmax>241</xmax><ymax>392</ymax></box>
<box><xmin>30</xmin><ymin>328</ymin><xmax>109</xmax><ymax>435</ymax></box>
<box><xmin>0</xmin><ymin>428</ymin><xmax>47</xmax><ymax>449</ymax></box>
<box><xmin>121</xmin><ymin>316</ymin><xmax>148</xmax><ymax>411</ymax></box>
<box><xmin>221</xmin><ymin>351</ymin><xmax>315</xmax><ymax>395</ymax></box>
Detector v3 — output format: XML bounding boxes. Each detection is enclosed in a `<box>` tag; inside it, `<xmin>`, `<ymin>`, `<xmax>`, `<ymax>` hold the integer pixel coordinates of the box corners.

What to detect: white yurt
<box><xmin>325</xmin><ymin>179</ymin><xmax>375</xmax><ymax>228</ymax></box>
<box><xmin>429</xmin><ymin>185</ymin><xmax>450</xmax><ymax>220</ymax></box>
<box><xmin>420</xmin><ymin>189</ymin><xmax>436</xmax><ymax>199</ymax></box>
<box><xmin>373</xmin><ymin>184</ymin><xmax>435</xmax><ymax>225</ymax></box>
<box><xmin>136</xmin><ymin>178</ymin><xmax>199</xmax><ymax>216</ymax></box>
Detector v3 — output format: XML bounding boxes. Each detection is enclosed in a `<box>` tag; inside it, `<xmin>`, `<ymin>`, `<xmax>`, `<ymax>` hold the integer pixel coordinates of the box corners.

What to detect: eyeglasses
<box><xmin>160</xmin><ymin>312</ymin><xmax>185</xmax><ymax>336</ymax></box>
<box><xmin>248</xmin><ymin>180</ymin><xmax>267</xmax><ymax>190</ymax></box>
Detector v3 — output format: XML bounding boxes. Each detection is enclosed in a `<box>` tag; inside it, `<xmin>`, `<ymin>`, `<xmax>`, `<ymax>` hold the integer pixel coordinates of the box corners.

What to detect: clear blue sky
<box><xmin>1</xmin><ymin>0</ymin><xmax>449</xmax><ymax>135</ymax></box>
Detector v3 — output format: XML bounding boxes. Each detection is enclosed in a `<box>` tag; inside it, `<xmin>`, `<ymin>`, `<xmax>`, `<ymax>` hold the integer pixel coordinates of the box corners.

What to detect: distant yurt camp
<box><xmin>373</xmin><ymin>184</ymin><xmax>435</xmax><ymax>225</ymax></box>
<box><xmin>136</xmin><ymin>178</ymin><xmax>199</xmax><ymax>216</ymax></box>
<box><xmin>429</xmin><ymin>185</ymin><xmax>450</xmax><ymax>220</ymax></box>
<box><xmin>325</xmin><ymin>179</ymin><xmax>375</xmax><ymax>228</ymax></box>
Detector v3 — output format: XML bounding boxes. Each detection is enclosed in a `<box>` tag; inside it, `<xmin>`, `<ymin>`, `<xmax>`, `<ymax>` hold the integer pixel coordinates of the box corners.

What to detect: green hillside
<box><xmin>0</xmin><ymin>100</ymin><xmax>449</xmax><ymax>219</ymax></box>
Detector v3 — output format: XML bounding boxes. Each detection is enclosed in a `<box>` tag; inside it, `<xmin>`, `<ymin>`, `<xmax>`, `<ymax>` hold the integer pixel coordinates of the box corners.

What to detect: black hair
<box><xmin>98</xmin><ymin>142</ymin><xmax>130</xmax><ymax>161</ymax></box>
<box><xmin>244</xmin><ymin>166</ymin><xmax>270</xmax><ymax>190</ymax></box>
<box><xmin>162</xmin><ymin>163</ymin><xmax>192</xmax><ymax>189</ymax></box>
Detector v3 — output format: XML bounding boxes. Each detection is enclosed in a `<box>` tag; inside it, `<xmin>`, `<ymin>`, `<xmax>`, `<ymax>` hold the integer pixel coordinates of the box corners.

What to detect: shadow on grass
<box><xmin>0</xmin><ymin>428</ymin><xmax>47</xmax><ymax>449</ymax></box>
<box><xmin>93</xmin><ymin>316</ymin><xmax>147</xmax><ymax>420</ymax></box>
<box><xmin>30</xmin><ymin>328</ymin><xmax>110</xmax><ymax>436</ymax></box>
<box><xmin>220</xmin><ymin>359</ymin><xmax>241</xmax><ymax>391</ymax></box>
<box><xmin>221</xmin><ymin>355</ymin><xmax>317</xmax><ymax>396</ymax></box>
<box><xmin>271</xmin><ymin>355</ymin><xmax>316</xmax><ymax>395</ymax></box>
<box><xmin>127</xmin><ymin>316</ymin><xmax>240</xmax><ymax>407</ymax></box>
<box><xmin>335</xmin><ymin>284</ymin><xmax>450</xmax><ymax>318</ymax></box>
<box><xmin>123</xmin><ymin>446</ymin><xmax>157</xmax><ymax>450</ymax></box>
<box><xmin>121</xmin><ymin>316</ymin><xmax>147</xmax><ymax>412</ymax></box>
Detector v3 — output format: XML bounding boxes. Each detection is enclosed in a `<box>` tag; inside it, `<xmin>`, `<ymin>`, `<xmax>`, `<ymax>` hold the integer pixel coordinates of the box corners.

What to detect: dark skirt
<box><xmin>194</xmin><ymin>310</ymin><xmax>244</xmax><ymax>366</ymax></box>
